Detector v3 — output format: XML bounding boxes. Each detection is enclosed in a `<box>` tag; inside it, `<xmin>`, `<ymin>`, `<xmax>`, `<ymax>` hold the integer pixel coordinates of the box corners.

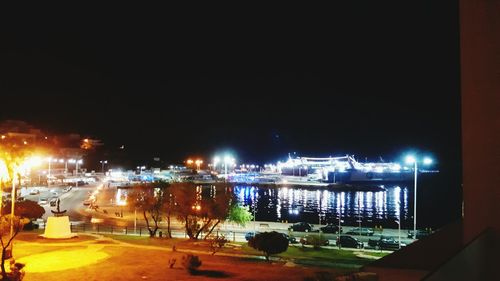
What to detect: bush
<box><xmin>209</xmin><ymin>234</ymin><xmax>228</xmax><ymax>255</ymax></box>
<box><xmin>181</xmin><ymin>254</ymin><xmax>202</xmax><ymax>274</ymax></box>
<box><xmin>248</xmin><ymin>231</ymin><xmax>289</xmax><ymax>260</ymax></box>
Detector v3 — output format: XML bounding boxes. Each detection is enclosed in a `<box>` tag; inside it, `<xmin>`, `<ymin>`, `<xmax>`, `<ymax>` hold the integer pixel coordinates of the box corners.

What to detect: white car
<box><xmin>29</xmin><ymin>189</ymin><xmax>40</xmax><ymax>195</ymax></box>
<box><xmin>83</xmin><ymin>198</ymin><xmax>94</xmax><ymax>206</ymax></box>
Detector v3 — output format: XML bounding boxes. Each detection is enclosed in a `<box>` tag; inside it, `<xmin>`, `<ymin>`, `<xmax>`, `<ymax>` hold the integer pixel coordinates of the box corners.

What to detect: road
<box><xmin>20</xmin><ymin>183</ymin><xmax>98</xmax><ymax>222</ymax></box>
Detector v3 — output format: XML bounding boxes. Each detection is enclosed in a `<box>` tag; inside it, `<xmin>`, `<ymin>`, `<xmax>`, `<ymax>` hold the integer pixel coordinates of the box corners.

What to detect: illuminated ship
<box><xmin>274</xmin><ymin>155</ymin><xmax>415</xmax><ymax>184</ymax></box>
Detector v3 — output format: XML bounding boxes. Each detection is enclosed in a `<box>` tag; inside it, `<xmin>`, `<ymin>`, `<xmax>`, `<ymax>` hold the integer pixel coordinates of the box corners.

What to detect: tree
<box><xmin>227</xmin><ymin>204</ymin><xmax>253</xmax><ymax>227</ymax></box>
<box><xmin>2</xmin><ymin>200</ymin><xmax>45</xmax><ymax>232</ymax></box>
<box><xmin>172</xmin><ymin>183</ymin><xmax>233</xmax><ymax>240</ymax></box>
<box><xmin>248</xmin><ymin>231</ymin><xmax>289</xmax><ymax>261</ymax></box>
<box><xmin>127</xmin><ymin>182</ymin><xmax>170</xmax><ymax>237</ymax></box>
<box><xmin>0</xmin><ymin>215</ymin><xmax>26</xmax><ymax>279</ymax></box>
<box><xmin>2</xmin><ymin>200</ymin><xmax>45</xmax><ymax>220</ymax></box>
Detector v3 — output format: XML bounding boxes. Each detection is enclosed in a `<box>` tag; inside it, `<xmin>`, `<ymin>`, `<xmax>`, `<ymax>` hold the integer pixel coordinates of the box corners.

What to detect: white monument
<box><xmin>40</xmin><ymin>199</ymin><xmax>77</xmax><ymax>239</ymax></box>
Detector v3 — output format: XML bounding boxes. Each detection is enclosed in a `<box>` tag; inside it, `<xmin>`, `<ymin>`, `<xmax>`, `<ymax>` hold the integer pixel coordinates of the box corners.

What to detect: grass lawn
<box><xmin>14</xmin><ymin>239</ymin><xmax>349</xmax><ymax>281</ymax></box>
<box><xmin>8</xmin><ymin>233</ymin><xmax>388</xmax><ymax>280</ymax></box>
<box><xmin>104</xmin><ymin>234</ymin><xmax>387</xmax><ymax>268</ymax></box>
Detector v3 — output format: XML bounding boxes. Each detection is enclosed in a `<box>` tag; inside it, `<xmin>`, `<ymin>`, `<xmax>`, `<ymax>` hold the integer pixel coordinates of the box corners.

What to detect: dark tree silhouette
<box><xmin>171</xmin><ymin>183</ymin><xmax>233</xmax><ymax>240</ymax></box>
<box><xmin>248</xmin><ymin>231</ymin><xmax>289</xmax><ymax>261</ymax></box>
<box><xmin>128</xmin><ymin>182</ymin><xmax>170</xmax><ymax>237</ymax></box>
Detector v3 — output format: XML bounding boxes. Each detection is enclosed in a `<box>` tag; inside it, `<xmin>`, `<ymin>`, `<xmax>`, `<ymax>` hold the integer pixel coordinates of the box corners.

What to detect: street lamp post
<box><xmin>47</xmin><ymin>158</ymin><xmax>52</xmax><ymax>188</ymax></box>
<box><xmin>338</xmin><ymin>212</ymin><xmax>342</xmax><ymax>249</ymax></box>
<box><xmin>10</xmin><ymin>170</ymin><xmax>17</xmax><ymax>240</ymax></box>
<box><xmin>405</xmin><ymin>155</ymin><xmax>433</xmax><ymax>239</ymax></box>
<box><xmin>100</xmin><ymin>160</ymin><xmax>108</xmax><ymax>174</ymax></box>
<box><xmin>134</xmin><ymin>208</ymin><xmax>137</xmax><ymax>234</ymax></box>
<box><xmin>195</xmin><ymin>160</ymin><xmax>203</xmax><ymax>171</ymax></box>
<box><xmin>357</xmin><ymin>193</ymin><xmax>362</xmax><ymax>230</ymax></box>
<box><xmin>397</xmin><ymin>200</ymin><xmax>401</xmax><ymax>249</ymax></box>
<box><xmin>213</xmin><ymin>157</ymin><xmax>220</xmax><ymax>173</ymax></box>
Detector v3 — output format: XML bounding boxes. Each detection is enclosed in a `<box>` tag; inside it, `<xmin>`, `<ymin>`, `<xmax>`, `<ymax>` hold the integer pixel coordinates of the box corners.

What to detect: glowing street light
<box><xmin>405</xmin><ymin>154</ymin><xmax>434</xmax><ymax>239</ymax></box>
<box><xmin>223</xmin><ymin>155</ymin><xmax>235</xmax><ymax>179</ymax></box>
<box><xmin>100</xmin><ymin>160</ymin><xmax>108</xmax><ymax>174</ymax></box>
<box><xmin>10</xmin><ymin>156</ymin><xmax>42</xmax><ymax>245</ymax></box>
<box><xmin>213</xmin><ymin>156</ymin><xmax>220</xmax><ymax>172</ymax></box>
<box><xmin>195</xmin><ymin>159</ymin><xmax>203</xmax><ymax>171</ymax></box>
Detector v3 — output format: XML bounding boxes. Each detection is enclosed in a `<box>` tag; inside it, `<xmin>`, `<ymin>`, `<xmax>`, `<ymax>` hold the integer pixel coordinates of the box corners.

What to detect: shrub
<box><xmin>181</xmin><ymin>254</ymin><xmax>202</xmax><ymax>274</ymax></box>
<box><xmin>209</xmin><ymin>234</ymin><xmax>228</xmax><ymax>255</ymax></box>
<box><xmin>248</xmin><ymin>231</ymin><xmax>289</xmax><ymax>260</ymax></box>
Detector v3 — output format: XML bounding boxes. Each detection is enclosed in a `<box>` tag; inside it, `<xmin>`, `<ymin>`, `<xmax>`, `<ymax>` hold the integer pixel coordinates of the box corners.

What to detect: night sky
<box><xmin>1</xmin><ymin>3</ymin><xmax>461</xmax><ymax>173</ymax></box>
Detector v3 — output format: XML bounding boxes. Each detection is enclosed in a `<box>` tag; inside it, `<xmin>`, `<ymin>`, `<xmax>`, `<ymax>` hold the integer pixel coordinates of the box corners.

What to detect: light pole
<box><xmin>61</xmin><ymin>159</ymin><xmax>67</xmax><ymax>176</ymax></box>
<box><xmin>100</xmin><ymin>160</ymin><xmax>108</xmax><ymax>174</ymax></box>
<box><xmin>338</xmin><ymin>212</ymin><xmax>342</xmax><ymax>249</ymax></box>
<box><xmin>405</xmin><ymin>155</ymin><xmax>433</xmax><ymax>239</ymax></box>
<box><xmin>224</xmin><ymin>157</ymin><xmax>229</xmax><ymax>179</ymax></box>
<box><xmin>195</xmin><ymin>160</ymin><xmax>203</xmax><ymax>171</ymax></box>
<box><xmin>397</xmin><ymin>199</ymin><xmax>401</xmax><ymax>249</ymax></box>
<box><xmin>357</xmin><ymin>193</ymin><xmax>362</xmax><ymax>230</ymax></box>
<box><xmin>10</xmin><ymin>168</ymin><xmax>18</xmax><ymax>240</ymax></box>
<box><xmin>213</xmin><ymin>157</ymin><xmax>220</xmax><ymax>173</ymax></box>
<box><xmin>46</xmin><ymin>158</ymin><xmax>52</xmax><ymax>188</ymax></box>
<box><xmin>223</xmin><ymin>156</ymin><xmax>234</xmax><ymax>180</ymax></box>
<box><xmin>134</xmin><ymin>207</ymin><xmax>137</xmax><ymax>234</ymax></box>
<box><xmin>338</xmin><ymin>194</ymin><xmax>342</xmax><ymax>249</ymax></box>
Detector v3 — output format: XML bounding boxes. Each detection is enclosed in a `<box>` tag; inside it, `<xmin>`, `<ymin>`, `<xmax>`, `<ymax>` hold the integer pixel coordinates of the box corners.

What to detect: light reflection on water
<box><xmin>233</xmin><ymin>185</ymin><xmax>412</xmax><ymax>228</ymax></box>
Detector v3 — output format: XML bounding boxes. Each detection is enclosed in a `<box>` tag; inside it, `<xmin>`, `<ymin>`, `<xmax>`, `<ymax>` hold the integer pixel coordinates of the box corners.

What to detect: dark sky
<box><xmin>0</xmin><ymin>3</ymin><xmax>461</xmax><ymax>171</ymax></box>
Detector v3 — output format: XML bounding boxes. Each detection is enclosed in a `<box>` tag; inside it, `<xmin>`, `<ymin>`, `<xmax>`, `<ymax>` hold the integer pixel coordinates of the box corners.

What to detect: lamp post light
<box><xmin>405</xmin><ymin>155</ymin><xmax>433</xmax><ymax>239</ymax></box>
<box><xmin>397</xmin><ymin>199</ymin><xmax>401</xmax><ymax>249</ymax></box>
<box><xmin>195</xmin><ymin>160</ymin><xmax>203</xmax><ymax>171</ymax></box>
<box><xmin>223</xmin><ymin>156</ymin><xmax>235</xmax><ymax>180</ymax></box>
<box><xmin>338</xmin><ymin>212</ymin><xmax>342</xmax><ymax>249</ymax></box>
<box><xmin>10</xmin><ymin>156</ymin><xmax>41</xmax><ymax>255</ymax></box>
<box><xmin>45</xmin><ymin>157</ymin><xmax>58</xmax><ymax>187</ymax></box>
<box><xmin>100</xmin><ymin>160</ymin><xmax>108</xmax><ymax>174</ymax></box>
<box><xmin>213</xmin><ymin>156</ymin><xmax>220</xmax><ymax>172</ymax></box>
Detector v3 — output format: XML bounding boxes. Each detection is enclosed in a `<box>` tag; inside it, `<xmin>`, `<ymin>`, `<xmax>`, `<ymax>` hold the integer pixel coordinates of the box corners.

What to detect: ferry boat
<box><xmin>275</xmin><ymin>155</ymin><xmax>416</xmax><ymax>184</ymax></box>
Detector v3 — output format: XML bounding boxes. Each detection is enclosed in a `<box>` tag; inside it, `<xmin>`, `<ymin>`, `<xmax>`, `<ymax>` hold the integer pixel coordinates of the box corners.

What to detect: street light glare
<box><xmin>423</xmin><ymin>157</ymin><xmax>433</xmax><ymax>165</ymax></box>
<box><xmin>405</xmin><ymin>155</ymin><xmax>416</xmax><ymax>164</ymax></box>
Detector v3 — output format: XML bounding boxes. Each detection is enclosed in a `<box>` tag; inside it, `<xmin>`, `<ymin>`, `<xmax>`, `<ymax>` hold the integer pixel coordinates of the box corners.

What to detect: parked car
<box><xmin>408</xmin><ymin>229</ymin><xmax>432</xmax><ymax>239</ymax></box>
<box><xmin>345</xmin><ymin>227</ymin><xmax>374</xmax><ymax>236</ymax></box>
<box><xmin>320</xmin><ymin>224</ymin><xmax>343</xmax><ymax>234</ymax></box>
<box><xmin>29</xmin><ymin>189</ymin><xmax>40</xmax><ymax>195</ymax></box>
<box><xmin>31</xmin><ymin>218</ymin><xmax>45</xmax><ymax>229</ymax></box>
<box><xmin>83</xmin><ymin>198</ymin><xmax>94</xmax><ymax>206</ymax></box>
<box><xmin>38</xmin><ymin>198</ymin><xmax>48</xmax><ymax>205</ymax></box>
<box><xmin>245</xmin><ymin>232</ymin><xmax>298</xmax><ymax>244</ymax></box>
<box><xmin>245</xmin><ymin>231</ymin><xmax>258</xmax><ymax>241</ymax></box>
<box><xmin>282</xmin><ymin>233</ymin><xmax>298</xmax><ymax>244</ymax></box>
<box><xmin>336</xmin><ymin>235</ymin><xmax>364</xmax><ymax>249</ymax></box>
<box><xmin>288</xmin><ymin>222</ymin><xmax>313</xmax><ymax>232</ymax></box>
<box><xmin>368</xmin><ymin>236</ymin><xmax>405</xmax><ymax>250</ymax></box>
<box><xmin>300</xmin><ymin>234</ymin><xmax>330</xmax><ymax>246</ymax></box>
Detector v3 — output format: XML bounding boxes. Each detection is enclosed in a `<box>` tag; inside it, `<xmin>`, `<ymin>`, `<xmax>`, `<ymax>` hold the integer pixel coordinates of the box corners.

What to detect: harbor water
<box><xmin>231</xmin><ymin>173</ymin><xmax>461</xmax><ymax>230</ymax></box>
